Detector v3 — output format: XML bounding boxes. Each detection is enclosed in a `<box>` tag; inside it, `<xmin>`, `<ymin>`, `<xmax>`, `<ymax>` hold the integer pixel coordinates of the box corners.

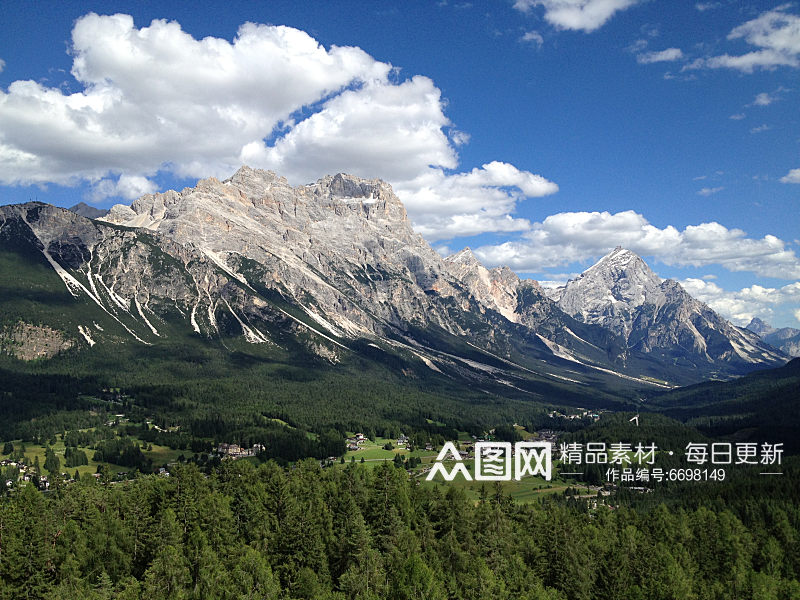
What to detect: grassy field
<box><xmin>338</xmin><ymin>434</ymin><xmax>586</xmax><ymax>504</ymax></box>
<box><xmin>343</xmin><ymin>436</ymin><xmax>410</xmax><ymax>461</ymax></box>
<box><xmin>3</xmin><ymin>422</ymin><xmax>572</xmax><ymax>503</ymax></box>
<box><xmin>1</xmin><ymin>436</ymin><xmax>185</xmax><ymax>479</ymax></box>
<box><xmin>417</xmin><ymin>457</ymin><xmax>582</xmax><ymax>503</ymax></box>
<box><xmin>515</xmin><ymin>424</ymin><xmax>536</xmax><ymax>440</ymax></box>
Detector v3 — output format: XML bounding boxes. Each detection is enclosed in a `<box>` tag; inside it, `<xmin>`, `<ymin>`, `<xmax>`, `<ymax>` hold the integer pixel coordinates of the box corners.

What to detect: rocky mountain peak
<box><xmin>582</xmin><ymin>247</ymin><xmax>658</xmax><ymax>285</ymax></box>
<box><xmin>746</xmin><ymin>317</ymin><xmax>775</xmax><ymax>337</ymax></box>
<box><xmin>305</xmin><ymin>172</ymin><xmax>409</xmax><ymax>223</ymax></box>
<box><xmin>550</xmin><ymin>247</ymin><xmax>785</xmax><ymax>367</ymax></box>
<box><xmin>226</xmin><ymin>165</ymin><xmax>286</xmax><ymax>186</ymax></box>
<box><xmin>441</xmin><ymin>248</ymin><xmax>521</xmax><ymax>323</ymax></box>
<box><xmin>557</xmin><ymin>247</ymin><xmax>663</xmax><ymax>326</ymax></box>
<box><xmin>1</xmin><ymin>172</ymin><xmax>787</xmax><ymax>389</ymax></box>
<box><xmin>444</xmin><ymin>247</ymin><xmax>480</xmax><ymax>267</ymax></box>
<box><xmin>491</xmin><ymin>265</ymin><xmax>523</xmax><ymax>287</ymax></box>
<box><xmin>746</xmin><ymin>317</ymin><xmax>800</xmax><ymax>357</ymax></box>
<box><xmin>322</xmin><ymin>172</ymin><xmax>381</xmax><ymax>198</ymax></box>
<box><xmin>68</xmin><ymin>202</ymin><xmax>109</xmax><ymax>219</ymax></box>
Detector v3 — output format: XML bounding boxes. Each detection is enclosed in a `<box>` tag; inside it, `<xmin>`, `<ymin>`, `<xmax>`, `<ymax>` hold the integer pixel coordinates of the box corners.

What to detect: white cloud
<box><xmin>795</xmin><ymin>308</ymin><xmax>800</xmax><ymax>323</ymax></box>
<box><xmin>473</xmin><ymin>210</ymin><xmax>800</xmax><ymax>279</ymax></box>
<box><xmin>0</xmin><ymin>13</ymin><xmax>388</xmax><ymax>185</ymax></box>
<box><xmin>680</xmin><ymin>279</ymin><xmax>800</xmax><ymax>326</ymax></box>
<box><xmin>636</xmin><ymin>48</ymin><xmax>684</xmax><ymax>64</ymax></box>
<box><xmin>750</xmin><ymin>124</ymin><xmax>771</xmax><ymax>134</ymax></box>
<box><xmin>694</xmin><ymin>2</ymin><xmax>720</xmax><ymax>11</ymax></box>
<box><xmin>686</xmin><ymin>6</ymin><xmax>800</xmax><ymax>72</ymax></box>
<box><xmin>780</xmin><ymin>168</ymin><xmax>800</xmax><ymax>183</ymax></box>
<box><xmin>538</xmin><ymin>273</ymin><xmax>581</xmax><ymax>287</ymax></box>
<box><xmin>0</xmin><ymin>13</ymin><xmax>556</xmax><ymax>240</ymax></box>
<box><xmin>0</xmin><ymin>58</ymin><xmax>5</xmax><ymax>73</ymax></box>
<box><xmin>241</xmin><ymin>75</ymin><xmax>457</xmax><ymax>183</ymax></box>
<box><xmin>513</xmin><ymin>0</ymin><xmax>640</xmax><ymax>33</ymax></box>
<box><xmin>627</xmin><ymin>39</ymin><xmax>648</xmax><ymax>53</ymax></box>
<box><xmin>91</xmin><ymin>174</ymin><xmax>158</xmax><ymax>202</ymax></box>
<box><xmin>729</xmin><ymin>113</ymin><xmax>746</xmax><ymax>120</ymax></box>
<box><xmin>521</xmin><ymin>30</ymin><xmax>545</xmax><ymax>48</ymax></box>
<box><xmin>450</xmin><ymin>130</ymin><xmax>470</xmax><ymax>146</ymax></box>
<box><xmin>397</xmin><ymin>161</ymin><xmax>557</xmax><ymax>241</ymax></box>
<box><xmin>752</xmin><ymin>91</ymin><xmax>776</xmax><ymax>106</ymax></box>
<box><xmin>697</xmin><ymin>186</ymin><xmax>724</xmax><ymax>196</ymax></box>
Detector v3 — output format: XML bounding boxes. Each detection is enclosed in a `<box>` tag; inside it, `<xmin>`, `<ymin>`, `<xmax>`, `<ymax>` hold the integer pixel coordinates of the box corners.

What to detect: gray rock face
<box><xmin>68</xmin><ymin>202</ymin><xmax>109</xmax><ymax>219</ymax></box>
<box><xmin>552</xmin><ymin>247</ymin><xmax>786</xmax><ymax>369</ymax></box>
<box><xmin>747</xmin><ymin>318</ymin><xmax>800</xmax><ymax>357</ymax></box>
<box><xmin>555</xmin><ymin>247</ymin><xmax>664</xmax><ymax>338</ymax></box>
<box><xmin>443</xmin><ymin>248</ymin><xmax>520</xmax><ymax>322</ymax></box>
<box><xmin>0</xmin><ymin>167</ymin><xmax>787</xmax><ymax>387</ymax></box>
<box><xmin>1</xmin><ymin>201</ymin><xmax>232</xmax><ymax>346</ymax></box>
<box><xmin>101</xmin><ymin>167</ymin><xmax>462</xmax><ymax>338</ymax></box>
<box><xmin>746</xmin><ymin>317</ymin><xmax>775</xmax><ymax>337</ymax></box>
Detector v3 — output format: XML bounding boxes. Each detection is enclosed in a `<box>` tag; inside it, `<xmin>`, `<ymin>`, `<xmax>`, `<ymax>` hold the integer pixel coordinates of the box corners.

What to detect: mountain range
<box><xmin>0</xmin><ymin>167</ymin><xmax>787</xmax><ymax>404</ymax></box>
<box><xmin>746</xmin><ymin>317</ymin><xmax>800</xmax><ymax>358</ymax></box>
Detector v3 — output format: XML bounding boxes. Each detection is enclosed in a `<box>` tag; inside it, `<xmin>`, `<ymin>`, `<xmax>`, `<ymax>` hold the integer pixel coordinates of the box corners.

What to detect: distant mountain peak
<box><xmin>554</xmin><ymin>247</ymin><xmax>785</xmax><ymax>367</ymax></box>
<box><xmin>560</xmin><ymin>248</ymin><xmax>662</xmax><ymax>322</ymax></box>
<box><xmin>747</xmin><ymin>317</ymin><xmax>800</xmax><ymax>357</ymax></box>
<box><xmin>746</xmin><ymin>317</ymin><xmax>775</xmax><ymax>337</ymax></box>
<box><xmin>582</xmin><ymin>247</ymin><xmax>656</xmax><ymax>280</ymax></box>
<box><xmin>68</xmin><ymin>202</ymin><xmax>109</xmax><ymax>219</ymax></box>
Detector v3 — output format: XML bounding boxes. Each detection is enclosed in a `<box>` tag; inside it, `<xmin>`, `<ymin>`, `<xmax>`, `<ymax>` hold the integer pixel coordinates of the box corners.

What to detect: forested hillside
<box><xmin>647</xmin><ymin>358</ymin><xmax>800</xmax><ymax>452</ymax></box>
<box><xmin>1</xmin><ymin>459</ymin><xmax>798</xmax><ymax>600</ymax></box>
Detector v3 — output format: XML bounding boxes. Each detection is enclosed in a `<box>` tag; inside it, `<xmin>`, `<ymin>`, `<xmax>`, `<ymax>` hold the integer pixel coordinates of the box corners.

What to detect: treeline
<box><xmin>0</xmin><ymin>334</ymin><xmax>555</xmax><ymax>447</ymax></box>
<box><xmin>1</xmin><ymin>460</ymin><xmax>798</xmax><ymax>600</ymax></box>
<box><xmin>0</xmin><ymin>366</ymin><xmax>107</xmax><ymax>441</ymax></box>
<box><xmin>92</xmin><ymin>438</ymin><xmax>152</xmax><ymax>472</ymax></box>
<box><xmin>561</xmin><ymin>412</ymin><xmax>710</xmax><ymax>450</ymax></box>
<box><xmin>648</xmin><ymin>358</ymin><xmax>800</xmax><ymax>452</ymax></box>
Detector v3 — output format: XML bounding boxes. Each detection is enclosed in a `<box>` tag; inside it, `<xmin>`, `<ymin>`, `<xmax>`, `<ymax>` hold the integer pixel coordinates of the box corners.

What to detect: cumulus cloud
<box><xmin>636</xmin><ymin>48</ymin><xmax>684</xmax><ymax>64</ymax></box>
<box><xmin>473</xmin><ymin>210</ymin><xmax>800</xmax><ymax>279</ymax></box>
<box><xmin>0</xmin><ymin>13</ymin><xmax>555</xmax><ymax>239</ymax></box>
<box><xmin>240</xmin><ymin>75</ymin><xmax>457</xmax><ymax>183</ymax></box>
<box><xmin>686</xmin><ymin>6</ymin><xmax>800</xmax><ymax>72</ymax></box>
<box><xmin>729</xmin><ymin>113</ymin><xmax>746</xmax><ymax>120</ymax></box>
<box><xmin>513</xmin><ymin>0</ymin><xmax>640</xmax><ymax>33</ymax></box>
<box><xmin>680</xmin><ymin>279</ymin><xmax>800</xmax><ymax>326</ymax></box>
<box><xmin>781</xmin><ymin>168</ymin><xmax>800</xmax><ymax>183</ymax></box>
<box><xmin>697</xmin><ymin>186</ymin><xmax>723</xmax><ymax>196</ymax></box>
<box><xmin>0</xmin><ymin>14</ymin><xmax>387</xmax><ymax>185</ymax></box>
<box><xmin>397</xmin><ymin>161</ymin><xmax>558</xmax><ymax>241</ymax></box>
<box><xmin>91</xmin><ymin>174</ymin><xmax>158</xmax><ymax>201</ymax></box>
<box><xmin>434</xmin><ymin>245</ymin><xmax>452</xmax><ymax>257</ymax></box>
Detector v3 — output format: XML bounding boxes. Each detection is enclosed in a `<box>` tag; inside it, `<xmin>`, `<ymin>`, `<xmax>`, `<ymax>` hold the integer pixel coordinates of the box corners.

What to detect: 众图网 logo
<box><xmin>426</xmin><ymin>441</ymin><xmax>552</xmax><ymax>481</ymax></box>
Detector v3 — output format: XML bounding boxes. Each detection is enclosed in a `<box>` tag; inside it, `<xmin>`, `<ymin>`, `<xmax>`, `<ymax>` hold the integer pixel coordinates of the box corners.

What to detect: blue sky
<box><xmin>1</xmin><ymin>0</ymin><xmax>799</xmax><ymax>327</ymax></box>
